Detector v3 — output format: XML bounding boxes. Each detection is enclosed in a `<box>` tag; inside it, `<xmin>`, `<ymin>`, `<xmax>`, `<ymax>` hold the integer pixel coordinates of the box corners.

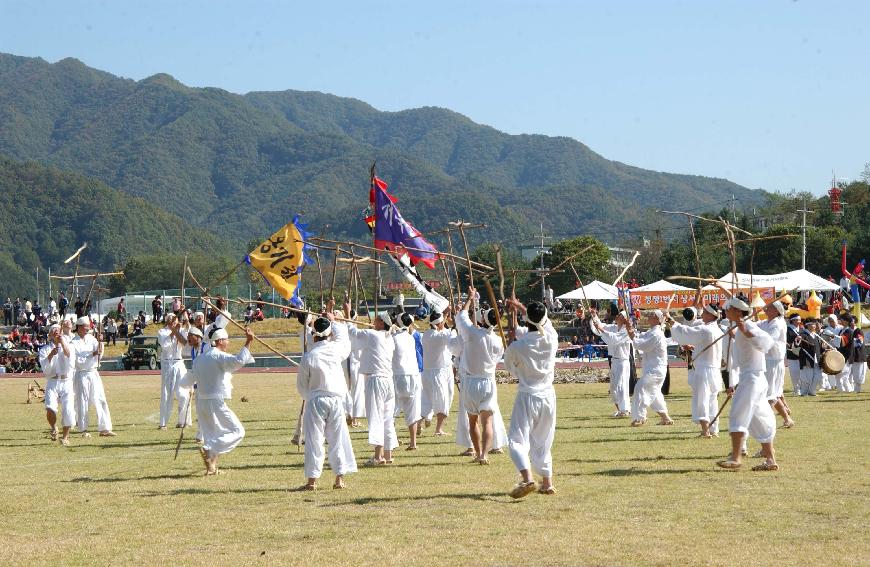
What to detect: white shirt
<box><xmin>392</xmin><ymin>330</ymin><xmax>419</xmax><ymax>375</ymax></box>
<box><xmin>455</xmin><ymin>311</ymin><xmax>503</xmax><ymax>378</ymax></box>
<box><xmin>157</xmin><ymin>327</ymin><xmax>185</xmax><ymax>360</ymax></box>
<box><xmin>178</xmin><ymin>346</ymin><xmax>254</xmax><ymax>400</ymax></box>
<box><xmin>297</xmin><ymin>322</ymin><xmax>351</xmax><ymax>400</ymax></box>
<box><xmin>633</xmin><ymin>325</ymin><xmax>667</xmax><ymax>375</ymax></box>
<box><xmin>758</xmin><ymin>316</ymin><xmax>787</xmax><ymax>360</ymax></box>
<box><xmin>71</xmin><ymin>333</ymin><xmax>101</xmax><ymax>372</ymax></box>
<box><xmin>348</xmin><ymin>327</ymin><xmax>395</xmax><ymax>376</ymax></box>
<box><xmin>730</xmin><ymin>320</ymin><xmax>773</xmax><ymax>374</ymax></box>
<box><xmin>421</xmin><ymin>327</ymin><xmax>455</xmax><ymax>370</ymax></box>
<box><xmin>504</xmin><ymin>321</ymin><xmax>558</xmax><ymax>394</ymax></box>
<box><xmin>670</xmin><ymin>320</ymin><xmax>723</xmax><ymax>369</ymax></box>
<box><xmin>597</xmin><ymin>325</ymin><xmax>632</xmax><ymax>360</ymax></box>
<box><xmin>38</xmin><ymin>344</ymin><xmax>57</xmax><ymax>379</ymax></box>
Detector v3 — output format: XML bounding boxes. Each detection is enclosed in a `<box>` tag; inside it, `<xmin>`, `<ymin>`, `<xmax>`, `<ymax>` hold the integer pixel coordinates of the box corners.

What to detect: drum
<box><xmin>821</xmin><ymin>350</ymin><xmax>845</xmax><ymax>375</ymax></box>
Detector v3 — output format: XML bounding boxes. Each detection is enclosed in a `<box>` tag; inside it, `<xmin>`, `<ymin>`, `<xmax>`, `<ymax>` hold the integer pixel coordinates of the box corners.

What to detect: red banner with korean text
<box><xmin>629</xmin><ymin>288</ymin><xmax>776</xmax><ymax>310</ymax></box>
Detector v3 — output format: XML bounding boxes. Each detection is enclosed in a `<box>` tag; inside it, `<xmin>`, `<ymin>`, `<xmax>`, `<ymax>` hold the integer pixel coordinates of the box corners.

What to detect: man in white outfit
<box><xmin>343</xmin><ymin>309</ymin><xmax>366</xmax><ymax>428</ymax></box>
<box><xmin>157</xmin><ymin>314</ymin><xmax>191</xmax><ymax>430</ymax></box>
<box><xmin>627</xmin><ymin>310</ymin><xmax>673</xmax><ymax>427</ymax></box>
<box><xmin>591</xmin><ymin>310</ymin><xmax>633</xmax><ymax>417</ymax></box>
<box><xmin>71</xmin><ymin>317</ymin><xmax>115</xmax><ymax>437</ymax></box>
<box><xmin>178</xmin><ymin>326</ymin><xmax>254</xmax><ymax>475</ymax></box>
<box><xmin>455</xmin><ymin>286</ymin><xmax>505</xmax><ymax>465</ymax></box>
<box><xmin>39</xmin><ymin>324</ymin><xmax>76</xmax><ymax>446</ymax></box>
<box><xmin>504</xmin><ymin>299</ymin><xmax>558</xmax><ymax>498</ymax></box>
<box><xmin>347</xmin><ymin>308</ymin><xmax>397</xmax><ymax>466</ymax></box>
<box><xmin>392</xmin><ymin>312</ymin><xmax>423</xmax><ymax>450</ymax></box>
<box><xmin>421</xmin><ymin>310</ymin><xmax>456</xmax><ymax>436</ymax></box>
<box><xmin>717</xmin><ymin>297</ymin><xmax>779</xmax><ymax>471</ymax></box>
<box><xmin>297</xmin><ymin>307</ymin><xmax>357</xmax><ymax>490</ymax></box>
<box><xmin>669</xmin><ymin>304</ymin><xmax>724</xmax><ymax>437</ymax></box>
<box><xmin>758</xmin><ymin>301</ymin><xmax>794</xmax><ymax>428</ymax></box>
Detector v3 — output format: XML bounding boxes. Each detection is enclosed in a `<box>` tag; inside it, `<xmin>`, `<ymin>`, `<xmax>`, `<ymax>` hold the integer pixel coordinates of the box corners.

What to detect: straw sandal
<box><xmin>716</xmin><ymin>459</ymin><xmax>742</xmax><ymax>470</ymax></box>
<box><xmin>538</xmin><ymin>486</ymin><xmax>557</xmax><ymax>495</ymax></box>
<box><xmin>509</xmin><ymin>481</ymin><xmax>537</xmax><ymax>499</ymax></box>
<box><xmin>751</xmin><ymin>461</ymin><xmax>779</xmax><ymax>472</ymax></box>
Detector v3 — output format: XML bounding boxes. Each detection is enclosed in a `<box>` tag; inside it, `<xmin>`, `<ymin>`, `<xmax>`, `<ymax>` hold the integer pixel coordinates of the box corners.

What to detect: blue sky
<box><xmin>1</xmin><ymin>0</ymin><xmax>867</xmax><ymax>194</ymax></box>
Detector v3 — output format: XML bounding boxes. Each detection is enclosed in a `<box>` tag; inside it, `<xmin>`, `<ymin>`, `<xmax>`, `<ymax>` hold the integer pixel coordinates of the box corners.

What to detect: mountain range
<box><xmin>0</xmin><ymin>52</ymin><xmax>764</xmax><ymax>296</ymax></box>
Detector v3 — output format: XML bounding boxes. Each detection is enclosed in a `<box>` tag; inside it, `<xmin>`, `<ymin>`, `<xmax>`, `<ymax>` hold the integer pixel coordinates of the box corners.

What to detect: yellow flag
<box><xmin>247</xmin><ymin>220</ymin><xmax>306</xmax><ymax>301</ymax></box>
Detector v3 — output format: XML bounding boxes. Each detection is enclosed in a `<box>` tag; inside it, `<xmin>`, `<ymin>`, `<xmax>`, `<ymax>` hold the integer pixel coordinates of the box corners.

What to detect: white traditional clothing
<box><xmin>178</xmin><ymin>345</ymin><xmax>254</xmax><ymax>456</ymax></box>
<box><xmin>348</xmin><ymin>326</ymin><xmax>398</xmax><ymax>449</ymax></box>
<box><xmin>421</xmin><ymin>327</ymin><xmax>456</xmax><ymax>418</ymax></box>
<box><xmin>297</xmin><ymin>322</ymin><xmax>357</xmax><ymax>480</ymax></box>
<box><xmin>727</xmin><ymin>321</ymin><xmax>776</xmax><ymax>444</ymax></box>
<box><xmin>670</xmin><ymin>320</ymin><xmax>724</xmax><ymax>432</ymax></box>
<box><xmin>157</xmin><ymin>327</ymin><xmax>191</xmax><ymax>427</ymax></box>
<box><xmin>505</xmin><ymin>321</ymin><xmax>558</xmax><ymax>478</ymax></box>
<box><xmin>758</xmin><ymin>316</ymin><xmax>787</xmax><ymax>401</ymax></box>
<box><xmin>593</xmin><ymin>321</ymin><xmax>632</xmax><ymax>413</ymax></box>
<box><xmin>451</xmin><ymin>334</ymin><xmax>507</xmax><ymax>449</ymax></box>
<box><xmin>393</xmin><ymin>330</ymin><xmax>422</xmax><ymax>426</ymax></box>
<box><xmin>70</xmin><ymin>333</ymin><xmax>112</xmax><ymax>433</ymax></box>
<box><xmin>343</xmin><ymin>324</ymin><xmax>366</xmax><ymax>419</ymax></box>
<box><xmin>455</xmin><ymin>311</ymin><xmax>504</xmax><ymax>416</ymax></box>
<box><xmin>630</xmin><ymin>326</ymin><xmax>669</xmax><ymax>422</ymax></box>
<box><xmin>39</xmin><ymin>339</ymin><xmax>76</xmax><ymax>428</ymax></box>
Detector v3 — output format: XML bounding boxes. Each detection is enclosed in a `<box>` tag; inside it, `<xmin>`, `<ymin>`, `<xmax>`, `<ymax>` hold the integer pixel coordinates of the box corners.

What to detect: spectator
<box><xmin>13</xmin><ymin>297</ymin><xmax>21</xmax><ymax>324</ymax></box>
<box><xmin>105</xmin><ymin>317</ymin><xmax>118</xmax><ymax>346</ymax></box>
<box><xmin>58</xmin><ymin>293</ymin><xmax>68</xmax><ymax>318</ymax></box>
<box><xmin>3</xmin><ymin>298</ymin><xmax>11</xmax><ymax>326</ymax></box>
<box><xmin>244</xmin><ymin>305</ymin><xmax>254</xmax><ymax>324</ymax></box>
<box><xmin>137</xmin><ymin>311</ymin><xmax>147</xmax><ymax>327</ymax></box>
<box><xmin>47</xmin><ymin>296</ymin><xmax>56</xmax><ymax>319</ymax></box>
<box><xmin>132</xmin><ymin>319</ymin><xmax>144</xmax><ymax>338</ymax></box>
<box><xmin>24</xmin><ymin>297</ymin><xmax>33</xmax><ymax>320</ymax></box>
<box><xmin>255</xmin><ymin>292</ymin><xmax>265</xmax><ymax>313</ymax></box>
<box><xmin>117</xmin><ymin>298</ymin><xmax>126</xmax><ymax>321</ymax></box>
<box><xmin>151</xmin><ymin>295</ymin><xmax>163</xmax><ymax>323</ymax></box>
<box><xmin>171</xmin><ymin>296</ymin><xmax>181</xmax><ymax>314</ymax></box>
<box><xmin>253</xmin><ymin>307</ymin><xmax>265</xmax><ymax>322</ymax></box>
<box><xmin>118</xmin><ymin>319</ymin><xmax>129</xmax><ymax>345</ymax></box>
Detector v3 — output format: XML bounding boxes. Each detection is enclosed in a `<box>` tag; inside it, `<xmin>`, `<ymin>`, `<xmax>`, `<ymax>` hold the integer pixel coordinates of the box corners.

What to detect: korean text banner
<box><xmin>629</xmin><ymin>287</ymin><xmax>776</xmax><ymax>310</ymax></box>
<box><xmin>246</xmin><ymin>219</ymin><xmax>308</xmax><ymax>301</ymax></box>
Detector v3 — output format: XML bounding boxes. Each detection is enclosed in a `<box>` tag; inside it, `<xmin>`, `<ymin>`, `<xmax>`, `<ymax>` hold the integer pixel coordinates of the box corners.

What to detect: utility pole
<box><xmin>729</xmin><ymin>194</ymin><xmax>737</xmax><ymax>223</ymax></box>
<box><xmin>797</xmin><ymin>198</ymin><xmax>815</xmax><ymax>270</ymax></box>
<box><xmin>534</xmin><ymin>223</ymin><xmax>552</xmax><ymax>302</ymax></box>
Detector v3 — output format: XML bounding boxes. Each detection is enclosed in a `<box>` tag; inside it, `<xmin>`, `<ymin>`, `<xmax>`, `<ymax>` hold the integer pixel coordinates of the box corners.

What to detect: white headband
<box><xmin>312</xmin><ymin>322</ymin><xmax>333</xmax><ymax>338</ymax></box>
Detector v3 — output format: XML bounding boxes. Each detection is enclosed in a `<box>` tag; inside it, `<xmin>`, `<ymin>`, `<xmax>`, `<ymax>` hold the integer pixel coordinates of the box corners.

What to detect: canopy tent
<box><xmin>633</xmin><ymin>280</ymin><xmax>692</xmax><ymax>292</ymax></box>
<box><xmin>557</xmin><ymin>280</ymin><xmax>619</xmax><ymax>301</ymax></box>
<box><xmin>715</xmin><ymin>270</ymin><xmax>840</xmax><ymax>292</ymax></box>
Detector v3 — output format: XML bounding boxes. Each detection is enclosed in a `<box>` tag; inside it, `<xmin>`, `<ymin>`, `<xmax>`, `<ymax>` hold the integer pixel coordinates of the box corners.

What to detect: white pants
<box><xmin>422</xmin><ymin>367</ymin><xmax>454</xmax><ymax>417</ymax></box>
<box><xmin>160</xmin><ymin>359</ymin><xmax>191</xmax><ymax>427</ymax></box>
<box><xmin>691</xmin><ymin>366</ymin><xmax>722</xmax><ymax>434</ymax></box>
<box><xmin>800</xmin><ymin>366</ymin><xmax>823</xmax><ymax>396</ymax></box>
<box><xmin>344</xmin><ymin>357</ymin><xmax>366</xmax><ymax>418</ymax></box>
<box><xmin>834</xmin><ymin>364</ymin><xmax>852</xmax><ymax>393</ymax></box>
<box><xmin>44</xmin><ymin>378</ymin><xmax>76</xmax><ymax>428</ymax></box>
<box><xmin>508</xmin><ymin>390</ymin><xmax>556</xmax><ymax>478</ymax></box>
<box><xmin>461</xmin><ymin>376</ymin><xmax>497</xmax><ymax>415</ymax></box>
<box><xmin>631</xmin><ymin>370</ymin><xmax>667</xmax><ymax>421</ymax></box>
<box><xmin>787</xmin><ymin>359</ymin><xmax>801</xmax><ymax>395</ymax></box>
<box><xmin>764</xmin><ymin>359</ymin><xmax>785</xmax><ymax>400</ymax></box>
<box><xmin>196</xmin><ymin>397</ymin><xmax>244</xmax><ymax>456</ymax></box>
<box><xmin>74</xmin><ymin>369</ymin><xmax>112</xmax><ymax>432</ymax></box>
<box><xmin>820</xmin><ymin>370</ymin><xmax>832</xmax><ymax>391</ymax></box>
<box><xmin>728</xmin><ymin>371</ymin><xmax>776</xmax><ymax>444</ymax></box>
<box><xmin>456</xmin><ymin>380</ymin><xmax>508</xmax><ymax>449</ymax></box>
<box><xmin>364</xmin><ymin>374</ymin><xmax>398</xmax><ymax>449</ymax></box>
<box><xmin>851</xmin><ymin>362</ymin><xmax>866</xmax><ymax>392</ymax></box>
<box><xmin>610</xmin><ymin>358</ymin><xmax>630</xmax><ymax>412</ymax></box>
<box><xmin>393</xmin><ymin>373</ymin><xmax>422</xmax><ymax>426</ymax></box>
<box><xmin>303</xmin><ymin>394</ymin><xmax>357</xmax><ymax>479</ymax></box>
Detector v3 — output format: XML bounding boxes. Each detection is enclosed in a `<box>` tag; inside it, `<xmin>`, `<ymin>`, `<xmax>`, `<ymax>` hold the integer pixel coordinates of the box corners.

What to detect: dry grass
<box><xmin>0</xmin><ymin>369</ymin><xmax>868</xmax><ymax>566</ymax></box>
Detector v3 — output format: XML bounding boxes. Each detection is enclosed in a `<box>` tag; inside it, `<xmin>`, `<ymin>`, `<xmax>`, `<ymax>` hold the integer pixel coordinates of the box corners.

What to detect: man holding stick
<box><xmin>157</xmin><ymin>313</ymin><xmax>190</xmax><ymax>430</ymax></box>
<box><xmin>455</xmin><ymin>286</ymin><xmax>505</xmax><ymax>464</ymax></box>
<box><xmin>392</xmin><ymin>312</ymin><xmax>424</xmax><ymax>450</ymax></box>
<box><xmin>297</xmin><ymin>305</ymin><xmax>357</xmax><ymax>490</ymax></box>
<box><xmin>626</xmin><ymin>310</ymin><xmax>674</xmax><ymax>427</ymax></box>
<box><xmin>421</xmin><ymin>309</ymin><xmax>457</xmax><ymax>436</ymax></box>
<box><xmin>39</xmin><ymin>324</ymin><xmax>76</xmax><ymax>446</ymax></box>
<box><xmin>590</xmin><ymin>310</ymin><xmax>633</xmax><ymax>418</ymax></box>
<box><xmin>716</xmin><ymin>297</ymin><xmax>779</xmax><ymax>471</ymax></box>
<box><xmin>758</xmin><ymin>301</ymin><xmax>794</xmax><ymax>428</ymax></box>
<box><xmin>71</xmin><ymin>316</ymin><xmax>115</xmax><ymax>437</ymax></box>
<box><xmin>504</xmin><ymin>299</ymin><xmax>558</xmax><ymax>498</ymax></box>
<box><xmin>346</xmin><ymin>308</ymin><xmax>398</xmax><ymax>466</ymax></box>
<box><xmin>178</xmin><ymin>326</ymin><xmax>254</xmax><ymax>475</ymax></box>
<box><xmin>668</xmin><ymin>304</ymin><xmax>724</xmax><ymax>437</ymax></box>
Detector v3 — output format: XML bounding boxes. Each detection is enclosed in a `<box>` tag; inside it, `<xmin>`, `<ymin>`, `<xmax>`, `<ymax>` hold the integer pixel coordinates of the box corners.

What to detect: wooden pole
<box><xmin>313</xmin><ymin>248</ymin><xmax>325</xmax><ymax>309</ymax></box>
<box><xmin>199</xmin><ymin>296</ymin><xmax>300</xmax><ymax>365</ymax></box>
<box><xmin>484</xmin><ymin>278</ymin><xmax>507</xmax><ymax>348</ymax></box>
<box><xmin>329</xmin><ymin>245</ymin><xmax>341</xmax><ymax>301</ymax></box>
<box><xmin>440</xmin><ymin>258</ymin><xmax>456</xmax><ymax>313</ymax></box>
<box><xmin>180</xmin><ymin>255</ymin><xmax>188</xmax><ymax>312</ymax></box>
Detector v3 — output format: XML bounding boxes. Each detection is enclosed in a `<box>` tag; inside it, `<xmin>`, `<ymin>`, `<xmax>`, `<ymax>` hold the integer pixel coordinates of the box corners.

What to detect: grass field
<box><xmin>0</xmin><ymin>369</ymin><xmax>868</xmax><ymax>566</ymax></box>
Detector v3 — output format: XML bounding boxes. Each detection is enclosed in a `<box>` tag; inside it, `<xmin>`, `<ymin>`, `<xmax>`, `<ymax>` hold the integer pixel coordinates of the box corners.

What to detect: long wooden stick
<box><xmin>208</xmin><ymin>260</ymin><xmax>244</xmax><ymax>294</ymax></box>
<box><xmin>423</xmin><ymin>223</ymin><xmax>486</xmax><ymax>237</ymax></box>
<box><xmin>484</xmin><ymin>278</ymin><xmax>507</xmax><ymax>348</ymax></box>
<box><xmin>440</xmin><ymin>258</ymin><xmax>456</xmax><ymax>313</ymax></box>
<box><xmin>353</xmin><ymin>262</ymin><xmax>373</xmax><ymax>323</ymax></box>
<box><xmin>709</xmin><ymin>391</ymin><xmax>733</xmax><ymax>426</ymax></box>
<box><xmin>49</xmin><ymin>271</ymin><xmax>124</xmax><ymax>280</ymax></box>
<box><xmin>180</xmin><ymin>255</ymin><xmax>188</xmax><ymax>311</ymax></box>
<box><xmin>173</xmin><ymin>392</ymin><xmax>193</xmax><ymax>460</ymax></box>
<box><xmin>313</xmin><ymin>248</ymin><xmax>325</xmax><ymax>309</ymax></box>
<box><xmin>455</xmin><ymin>221</ymin><xmax>475</xmax><ymax>288</ymax></box>
<box><xmin>199</xmin><ymin>296</ymin><xmax>300</xmax><ymax>365</ymax></box>
<box><xmin>528</xmin><ymin>244</ymin><xmax>597</xmax><ymax>289</ymax></box>
<box><xmin>710</xmin><ymin>234</ymin><xmax>798</xmax><ymax>248</ymax></box>
<box><xmin>309</xmin><ymin>236</ymin><xmax>494</xmax><ymax>271</ymax></box>
<box><xmin>329</xmin><ymin>246</ymin><xmax>341</xmax><ymax>301</ymax></box>
<box><xmin>657</xmin><ymin>209</ymin><xmax>752</xmax><ymax>236</ymax></box>
<box><xmin>495</xmin><ymin>246</ymin><xmax>506</xmax><ymax>302</ymax></box>
<box><xmin>445</xmin><ymin>231</ymin><xmax>463</xmax><ymax>302</ymax></box>
<box><xmin>219</xmin><ymin>296</ymin><xmax>374</xmax><ymax>327</ymax></box>
<box><xmin>612</xmin><ymin>251</ymin><xmax>640</xmax><ymax>288</ymax></box>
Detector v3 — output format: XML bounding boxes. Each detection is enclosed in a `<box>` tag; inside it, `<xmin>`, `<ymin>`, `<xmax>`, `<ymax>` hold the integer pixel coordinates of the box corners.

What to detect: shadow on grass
<box><xmin>139</xmin><ymin>487</ymin><xmax>292</xmax><ymax>497</ymax></box>
<box><xmin>817</xmin><ymin>397</ymin><xmax>867</xmax><ymax>403</ymax></box>
<box><xmin>96</xmin><ymin>440</ymin><xmax>175</xmax><ymax>449</ymax></box>
<box><xmin>65</xmin><ymin>472</ymin><xmax>201</xmax><ymax>483</ymax></box>
<box><xmin>564</xmin><ymin>454</ymin><xmax>716</xmax><ymax>464</ymax></box>
<box><xmin>565</xmin><ymin>467</ymin><xmax>711</xmax><ymax>477</ymax></box>
<box><xmin>320</xmin><ymin>491</ymin><xmax>511</xmax><ymax>506</ymax></box>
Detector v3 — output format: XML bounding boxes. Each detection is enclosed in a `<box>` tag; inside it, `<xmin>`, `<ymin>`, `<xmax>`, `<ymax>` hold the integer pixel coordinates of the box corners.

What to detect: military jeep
<box><xmin>122</xmin><ymin>336</ymin><xmax>161</xmax><ymax>371</ymax></box>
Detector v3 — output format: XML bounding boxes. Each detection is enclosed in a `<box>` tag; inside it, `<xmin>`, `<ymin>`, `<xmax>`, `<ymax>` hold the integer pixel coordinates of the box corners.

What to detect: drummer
<box><xmin>797</xmin><ymin>319</ymin><xmax>833</xmax><ymax>396</ymax></box>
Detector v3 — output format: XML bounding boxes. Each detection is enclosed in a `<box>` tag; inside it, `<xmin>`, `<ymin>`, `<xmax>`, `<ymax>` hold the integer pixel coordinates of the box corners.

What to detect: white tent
<box><xmin>556</xmin><ymin>280</ymin><xmax>619</xmax><ymax>301</ymax></box>
<box><xmin>633</xmin><ymin>280</ymin><xmax>692</xmax><ymax>292</ymax></box>
<box><xmin>716</xmin><ymin>270</ymin><xmax>840</xmax><ymax>292</ymax></box>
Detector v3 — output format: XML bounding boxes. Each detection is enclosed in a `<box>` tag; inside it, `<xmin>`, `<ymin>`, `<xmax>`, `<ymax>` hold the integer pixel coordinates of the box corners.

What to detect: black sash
<box><xmin>628</xmin><ymin>343</ymin><xmax>638</xmax><ymax>396</ymax></box>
